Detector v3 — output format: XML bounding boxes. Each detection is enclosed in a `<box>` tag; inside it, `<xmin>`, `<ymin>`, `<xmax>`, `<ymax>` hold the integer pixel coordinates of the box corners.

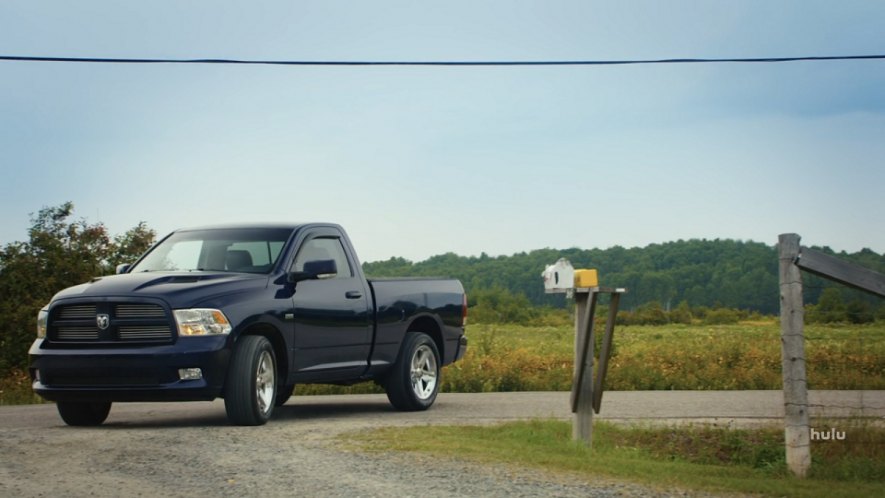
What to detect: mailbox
<box><xmin>574</xmin><ymin>269</ymin><xmax>599</xmax><ymax>288</ymax></box>
<box><xmin>542</xmin><ymin>258</ymin><xmax>575</xmax><ymax>292</ymax></box>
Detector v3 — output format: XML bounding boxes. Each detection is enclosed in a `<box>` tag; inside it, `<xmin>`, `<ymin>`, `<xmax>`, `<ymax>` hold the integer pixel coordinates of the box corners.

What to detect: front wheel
<box><xmin>385</xmin><ymin>332</ymin><xmax>440</xmax><ymax>411</ymax></box>
<box><xmin>57</xmin><ymin>401</ymin><xmax>112</xmax><ymax>426</ymax></box>
<box><xmin>224</xmin><ymin>335</ymin><xmax>277</xmax><ymax>426</ymax></box>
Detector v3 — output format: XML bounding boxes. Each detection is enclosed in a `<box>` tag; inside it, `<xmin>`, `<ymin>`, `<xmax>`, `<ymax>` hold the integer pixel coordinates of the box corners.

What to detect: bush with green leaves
<box><xmin>0</xmin><ymin>203</ymin><xmax>154</xmax><ymax>375</ymax></box>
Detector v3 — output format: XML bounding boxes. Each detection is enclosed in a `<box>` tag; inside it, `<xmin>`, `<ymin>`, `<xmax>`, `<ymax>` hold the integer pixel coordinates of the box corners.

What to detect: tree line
<box><xmin>363</xmin><ymin>239</ymin><xmax>884</xmax><ymax>317</ymax></box>
<box><xmin>1</xmin><ymin>202</ymin><xmax>882</xmax><ymax>376</ymax></box>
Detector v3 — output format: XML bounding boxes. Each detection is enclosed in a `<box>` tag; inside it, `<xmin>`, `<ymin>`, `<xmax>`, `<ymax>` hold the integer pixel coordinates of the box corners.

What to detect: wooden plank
<box><xmin>571</xmin><ymin>291</ymin><xmax>598</xmax><ymax>413</ymax></box>
<box><xmin>572</xmin><ymin>290</ymin><xmax>597</xmax><ymax>445</ymax></box>
<box><xmin>570</xmin><ymin>292</ymin><xmax>588</xmax><ymax>413</ymax></box>
<box><xmin>796</xmin><ymin>247</ymin><xmax>885</xmax><ymax>297</ymax></box>
<box><xmin>778</xmin><ymin>233</ymin><xmax>811</xmax><ymax>478</ymax></box>
<box><xmin>575</xmin><ymin>287</ymin><xmax>626</xmax><ymax>293</ymax></box>
<box><xmin>593</xmin><ymin>292</ymin><xmax>621</xmax><ymax>414</ymax></box>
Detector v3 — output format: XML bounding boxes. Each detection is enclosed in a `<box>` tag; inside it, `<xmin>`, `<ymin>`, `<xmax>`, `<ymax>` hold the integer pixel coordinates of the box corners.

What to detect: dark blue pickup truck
<box><xmin>30</xmin><ymin>223</ymin><xmax>467</xmax><ymax>426</ymax></box>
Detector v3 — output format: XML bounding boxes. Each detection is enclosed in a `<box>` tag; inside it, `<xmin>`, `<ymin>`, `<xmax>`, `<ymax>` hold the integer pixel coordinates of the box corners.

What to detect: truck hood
<box><xmin>51</xmin><ymin>272</ymin><xmax>269</xmax><ymax>308</ymax></box>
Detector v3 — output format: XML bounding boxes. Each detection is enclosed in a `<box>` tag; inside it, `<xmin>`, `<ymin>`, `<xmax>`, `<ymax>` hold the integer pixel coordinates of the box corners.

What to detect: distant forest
<box><xmin>363</xmin><ymin>239</ymin><xmax>885</xmax><ymax>314</ymax></box>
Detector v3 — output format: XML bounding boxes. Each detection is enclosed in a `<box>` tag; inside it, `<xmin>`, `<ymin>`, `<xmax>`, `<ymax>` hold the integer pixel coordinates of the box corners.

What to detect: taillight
<box><xmin>461</xmin><ymin>294</ymin><xmax>468</xmax><ymax>327</ymax></box>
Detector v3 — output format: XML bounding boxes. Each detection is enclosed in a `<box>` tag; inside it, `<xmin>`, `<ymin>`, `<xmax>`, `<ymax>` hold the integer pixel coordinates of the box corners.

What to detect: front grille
<box><xmin>49</xmin><ymin>301</ymin><xmax>173</xmax><ymax>344</ymax></box>
<box><xmin>57</xmin><ymin>327</ymin><xmax>99</xmax><ymax>341</ymax></box>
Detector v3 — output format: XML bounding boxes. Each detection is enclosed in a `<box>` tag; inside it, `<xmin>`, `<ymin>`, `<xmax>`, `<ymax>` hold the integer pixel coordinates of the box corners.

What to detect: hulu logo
<box><xmin>810</xmin><ymin>427</ymin><xmax>846</xmax><ymax>441</ymax></box>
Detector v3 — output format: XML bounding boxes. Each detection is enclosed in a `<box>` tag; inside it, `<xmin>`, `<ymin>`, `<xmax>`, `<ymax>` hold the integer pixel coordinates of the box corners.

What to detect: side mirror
<box><xmin>116</xmin><ymin>263</ymin><xmax>131</xmax><ymax>275</ymax></box>
<box><xmin>287</xmin><ymin>259</ymin><xmax>338</xmax><ymax>284</ymax></box>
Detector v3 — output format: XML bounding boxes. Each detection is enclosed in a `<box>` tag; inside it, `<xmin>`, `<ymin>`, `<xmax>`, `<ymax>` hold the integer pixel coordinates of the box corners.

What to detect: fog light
<box><xmin>178</xmin><ymin>368</ymin><xmax>203</xmax><ymax>381</ymax></box>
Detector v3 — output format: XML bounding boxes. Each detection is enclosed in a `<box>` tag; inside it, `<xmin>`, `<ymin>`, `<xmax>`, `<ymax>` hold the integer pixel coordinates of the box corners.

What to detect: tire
<box><xmin>275</xmin><ymin>384</ymin><xmax>295</xmax><ymax>407</ymax></box>
<box><xmin>224</xmin><ymin>335</ymin><xmax>277</xmax><ymax>426</ymax></box>
<box><xmin>57</xmin><ymin>401</ymin><xmax>111</xmax><ymax>426</ymax></box>
<box><xmin>385</xmin><ymin>332</ymin><xmax>440</xmax><ymax>411</ymax></box>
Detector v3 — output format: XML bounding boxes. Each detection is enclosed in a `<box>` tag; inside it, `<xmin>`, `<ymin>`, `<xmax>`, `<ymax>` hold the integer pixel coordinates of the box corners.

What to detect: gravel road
<box><xmin>1</xmin><ymin>391</ymin><xmax>882</xmax><ymax>497</ymax></box>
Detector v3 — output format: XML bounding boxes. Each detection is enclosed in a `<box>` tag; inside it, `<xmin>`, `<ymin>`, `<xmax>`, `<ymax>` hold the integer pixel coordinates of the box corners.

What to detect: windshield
<box><xmin>129</xmin><ymin>228</ymin><xmax>293</xmax><ymax>274</ymax></box>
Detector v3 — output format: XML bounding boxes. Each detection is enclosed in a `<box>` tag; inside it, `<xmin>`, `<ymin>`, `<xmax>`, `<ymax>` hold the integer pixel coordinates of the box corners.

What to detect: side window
<box><xmin>292</xmin><ymin>237</ymin><xmax>353</xmax><ymax>279</ymax></box>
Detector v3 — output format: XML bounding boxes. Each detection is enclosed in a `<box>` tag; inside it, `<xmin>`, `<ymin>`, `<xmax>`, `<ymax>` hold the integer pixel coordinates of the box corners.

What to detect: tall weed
<box><xmin>442</xmin><ymin>322</ymin><xmax>885</xmax><ymax>392</ymax></box>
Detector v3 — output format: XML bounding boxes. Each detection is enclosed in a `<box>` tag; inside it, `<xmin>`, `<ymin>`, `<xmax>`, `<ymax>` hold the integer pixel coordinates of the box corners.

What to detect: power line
<box><xmin>1</xmin><ymin>54</ymin><xmax>884</xmax><ymax>67</ymax></box>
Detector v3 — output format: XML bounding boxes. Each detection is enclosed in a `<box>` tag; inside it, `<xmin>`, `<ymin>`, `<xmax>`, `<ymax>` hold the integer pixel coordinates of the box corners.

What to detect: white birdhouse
<box><xmin>542</xmin><ymin>258</ymin><xmax>575</xmax><ymax>293</ymax></box>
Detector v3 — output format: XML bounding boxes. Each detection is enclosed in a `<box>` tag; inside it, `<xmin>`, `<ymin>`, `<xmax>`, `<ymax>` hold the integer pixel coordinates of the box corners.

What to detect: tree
<box><xmin>806</xmin><ymin>288</ymin><xmax>847</xmax><ymax>323</ymax></box>
<box><xmin>669</xmin><ymin>300</ymin><xmax>694</xmax><ymax>324</ymax></box>
<box><xmin>468</xmin><ymin>287</ymin><xmax>538</xmax><ymax>324</ymax></box>
<box><xmin>0</xmin><ymin>203</ymin><xmax>155</xmax><ymax>375</ymax></box>
<box><xmin>108</xmin><ymin>221</ymin><xmax>157</xmax><ymax>269</ymax></box>
<box><xmin>845</xmin><ymin>299</ymin><xmax>875</xmax><ymax>324</ymax></box>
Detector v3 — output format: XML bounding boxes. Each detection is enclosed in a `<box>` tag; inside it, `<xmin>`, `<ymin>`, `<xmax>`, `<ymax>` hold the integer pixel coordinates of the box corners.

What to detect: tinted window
<box><xmin>292</xmin><ymin>237</ymin><xmax>353</xmax><ymax>278</ymax></box>
<box><xmin>130</xmin><ymin>228</ymin><xmax>293</xmax><ymax>274</ymax></box>
<box><xmin>228</xmin><ymin>240</ymin><xmax>285</xmax><ymax>266</ymax></box>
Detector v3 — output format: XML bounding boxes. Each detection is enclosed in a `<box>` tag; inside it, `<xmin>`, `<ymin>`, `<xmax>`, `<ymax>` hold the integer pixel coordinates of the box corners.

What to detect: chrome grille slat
<box><xmin>118</xmin><ymin>326</ymin><xmax>172</xmax><ymax>341</ymax></box>
<box><xmin>58</xmin><ymin>305</ymin><xmax>97</xmax><ymax>319</ymax></box>
<box><xmin>57</xmin><ymin>327</ymin><xmax>99</xmax><ymax>340</ymax></box>
<box><xmin>115</xmin><ymin>304</ymin><xmax>166</xmax><ymax>319</ymax></box>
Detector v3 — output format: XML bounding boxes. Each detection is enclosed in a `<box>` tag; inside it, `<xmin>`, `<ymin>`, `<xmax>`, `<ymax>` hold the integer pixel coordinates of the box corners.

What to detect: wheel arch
<box><xmin>237</xmin><ymin>322</ymin><xmax>289</xmax><ymax>385</ymax></box>
<box><xmin>405</xmin><ymin>314</ymin><xmax>444</xmax><ymax>360</ymax></box>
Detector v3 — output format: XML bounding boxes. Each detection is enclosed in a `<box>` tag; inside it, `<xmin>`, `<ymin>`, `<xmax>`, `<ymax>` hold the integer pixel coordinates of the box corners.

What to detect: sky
<box><xmin>1</xmin><ymin>1</ymin><xmax>883</xmax><ymax>263</ymax></box>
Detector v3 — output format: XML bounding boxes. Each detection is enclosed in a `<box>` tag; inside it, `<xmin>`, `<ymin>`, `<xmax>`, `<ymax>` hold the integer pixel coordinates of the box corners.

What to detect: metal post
<box><xmin>778</xmin><ymin>233</ymin><xmax>811</xmax><ymax>477</ymax></box>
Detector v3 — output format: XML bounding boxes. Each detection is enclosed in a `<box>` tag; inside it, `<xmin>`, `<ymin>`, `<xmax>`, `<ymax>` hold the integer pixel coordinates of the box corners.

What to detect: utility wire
<box><xmin>1</xmin><ymin>54</ymin><xmax>885</xmax><ymax>67</ymax></box>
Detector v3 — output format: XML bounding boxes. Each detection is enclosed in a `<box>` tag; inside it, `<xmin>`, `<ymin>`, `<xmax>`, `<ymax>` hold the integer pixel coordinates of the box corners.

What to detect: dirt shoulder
<box><xmin>1</xmin><ymin>391</ymin><xmax>881</xmax><ymax>497</ymax></box>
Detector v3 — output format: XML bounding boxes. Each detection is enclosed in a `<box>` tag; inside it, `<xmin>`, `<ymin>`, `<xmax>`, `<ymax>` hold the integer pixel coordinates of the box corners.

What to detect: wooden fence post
<box><xmin>572</xmin><ymin>290</ymin><xmax>597</xmax><ymax>444</ymax></box>
<box><xmin>593</xmin><ymin>292</ymin><xmax>621</xmax><ymax>413</ymax></box>
<box><xmin>778</xmin><ymin>233</ymin><xmax>811</xmax><ymax>477</ymax></box>
<box><xmin>570</xmin><ymin>287</ymin><xmax>625</xmax><ymax>446</ymax></box>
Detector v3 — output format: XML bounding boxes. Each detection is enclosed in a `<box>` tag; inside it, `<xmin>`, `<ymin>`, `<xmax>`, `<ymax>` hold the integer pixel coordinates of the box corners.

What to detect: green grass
<box><xmin>346</xmin><ymin>419</ymin><xmax>885</xmax><ymax>497</ymax></box>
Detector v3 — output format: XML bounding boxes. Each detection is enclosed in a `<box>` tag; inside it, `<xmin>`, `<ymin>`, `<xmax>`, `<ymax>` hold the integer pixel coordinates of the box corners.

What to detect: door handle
<box><xmin>345</xmin><ymin>291</ymin><xmax>363</xmax><ymax>299</ymax></box>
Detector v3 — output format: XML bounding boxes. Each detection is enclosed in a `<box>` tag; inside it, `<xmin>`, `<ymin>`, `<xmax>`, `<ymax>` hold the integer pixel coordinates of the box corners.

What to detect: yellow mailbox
<box><xmin>574</xmin><ymin>269</ymin><xmax>599</xmax><ymax>288</ymax></box>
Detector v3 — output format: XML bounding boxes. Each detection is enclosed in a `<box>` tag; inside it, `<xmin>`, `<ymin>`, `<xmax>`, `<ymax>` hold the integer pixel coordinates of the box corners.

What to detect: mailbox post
<box><xmin>543</xmin><ymin>259</ymin><xmax>626</xmax><ymax>447</ymax></box>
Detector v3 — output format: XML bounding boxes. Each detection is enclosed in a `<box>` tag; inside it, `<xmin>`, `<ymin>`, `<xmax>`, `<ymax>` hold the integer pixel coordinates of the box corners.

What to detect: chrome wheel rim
<box><xmin>410</xmin><ymin>344</ymin><xmax>437</xmax><ymax>400</ymax></box>
<box><xmin>256</xmin><ymin>350</ymin><xmax>275</xmax><ymax>415</ymax></box>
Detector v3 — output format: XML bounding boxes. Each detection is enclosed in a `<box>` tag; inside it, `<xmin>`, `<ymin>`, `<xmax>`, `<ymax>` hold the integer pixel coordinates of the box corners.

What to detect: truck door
<box><xmin>289</xmin><ymin>231</ymin><xmax>372</xmax><ymax>381</ymax></box>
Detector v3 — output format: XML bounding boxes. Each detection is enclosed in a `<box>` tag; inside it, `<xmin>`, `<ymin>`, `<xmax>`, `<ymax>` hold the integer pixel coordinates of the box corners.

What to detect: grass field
<box><xmin>440</xmin><ymin>320</ymin><xmax>885</xmax><ymax>393</ymax></box>
<box><xmin>346</xmin><ymin>419</ymin><xmax>885</xmax><ymax>497</ymax></box>
<box><xmin>3</xmin><ymin>320</ymin><xmax>883</xmax><ymax>404</ymax></box>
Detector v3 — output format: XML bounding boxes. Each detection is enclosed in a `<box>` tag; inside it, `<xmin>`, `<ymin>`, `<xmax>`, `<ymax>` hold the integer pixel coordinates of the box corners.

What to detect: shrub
<box><xmin>468</xmin><ymin>287</ymin><xmax>539</xmax><ymax>324</ymax></box>
<box><xmin>703</xmin><ymin>308</ymin><xmax>742</xmax><ymax>325</ymax></box>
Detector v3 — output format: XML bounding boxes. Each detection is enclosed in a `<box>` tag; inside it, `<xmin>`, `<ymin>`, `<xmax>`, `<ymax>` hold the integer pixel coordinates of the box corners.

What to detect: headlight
<box><xmin>37</xmin><ymin>308</ymin><xmax>49</xmax><ymax>338</ymax></box>
<box><xmin>173</xmin><ymin>309</ymin><xmax>232</xmax><ymax>336</ymax></box>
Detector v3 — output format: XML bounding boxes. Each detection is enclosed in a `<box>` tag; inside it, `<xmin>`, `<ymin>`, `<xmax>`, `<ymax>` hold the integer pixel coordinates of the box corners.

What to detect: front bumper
<box><xmin>29</xmin><ymin>336</ymin><xmax>231</xmax><ymax>402</ymax></box>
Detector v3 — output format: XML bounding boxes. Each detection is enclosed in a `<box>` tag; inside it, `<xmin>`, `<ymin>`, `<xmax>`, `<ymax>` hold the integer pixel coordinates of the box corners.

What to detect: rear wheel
<box><xmin>224</xmin><ymin>335</ymin><xmax>277</xmax><ymax>426</ymax></box>
<box><xmin>385</xmin><ymin>332</ymin><xmax>440</xmax><ymax>411</ymax></box>
<box><xmin>57</xmin><ymin>401</ymin><xmax>111</xmax><ymax>426</ymax></box>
